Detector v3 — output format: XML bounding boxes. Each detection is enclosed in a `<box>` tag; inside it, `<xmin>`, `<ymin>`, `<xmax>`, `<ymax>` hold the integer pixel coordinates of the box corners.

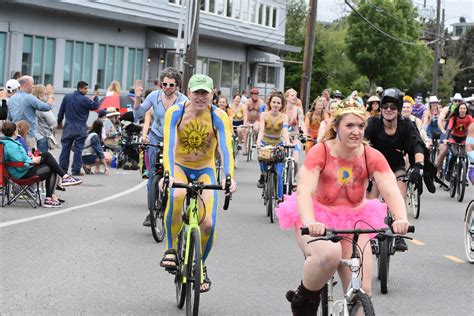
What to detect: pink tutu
<box><xmin>275</xmin><ymin>193</ymin><xmax>387</xmax><ymax>232</ymax></box>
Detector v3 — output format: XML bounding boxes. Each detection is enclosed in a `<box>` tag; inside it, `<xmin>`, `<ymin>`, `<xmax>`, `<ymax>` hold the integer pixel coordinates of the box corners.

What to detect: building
<box><xmin>0</xmin><ymin>0</ymin><xmax>299</xmax><ymax>102</ymax></box>
<box><xmin>450</xmin><ymin>20</ymin><xmax>474</xmax><ymax>41</ymax></box>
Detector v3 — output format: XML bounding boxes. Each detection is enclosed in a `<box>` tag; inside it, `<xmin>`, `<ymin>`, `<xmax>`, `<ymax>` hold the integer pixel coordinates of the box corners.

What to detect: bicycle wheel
<box><xmin>284</xmin><ymin>161</ymin><xmax>294</xmax><ymax>195</ymax></box>
<box><xmin>464</xmin><ymin>201</ymin><xmax>474</xmax><ymax>263</ymax></box>
<box><xmin>408</xmin><ymin>182</ymin><xmax>421</xmax><ymax>219</ymax></box>
<box><xmin>378</xmin><ymin>238</ymin><xmax>390</xmax><ymax>294</ymax></box>
<box><xmin>185</xmin><ymin>227</ymin><xmax>201</xmax><ymax>316</ymax></box>
<box><xmin>247</xmin><ymin>132</ymin><xmax>253</xmax><ymax>162</ymax></box>
<box><xmin>175</xmin><ymin>228</ymin><xmax>186</xmax><ymax>309</ymax></box>
<box><xmin>149</xmin><ymin>176</ymin><xmax>165</xmax><ymax>242</ymax></box>
<box><xmin>317</xmin><ymin>283</ymin><xmax>329</xmax><ymax>316</ymax></box>
<box><xmin>349</xmin><ymin>292</ymin><xmax>375</xmax><ymax>316</ymax></box>
<box><xmin>449</xmin><ymin>160</ymin><xmax>457</xmax><ymax>198</ymax></box>
<box><xmin>456</xmin><ymin>159</ymin><xmax>467</xmax><ymax>202</ymax></box>
<box><xmin>429</xmin><ymin>142</ymin><xmax>438</xmax><ymax>165</ymax></box>
<box><xmin>266</xmin><ymin>172</ymin><xmax>275</xmax><ymax>222</ymax></box>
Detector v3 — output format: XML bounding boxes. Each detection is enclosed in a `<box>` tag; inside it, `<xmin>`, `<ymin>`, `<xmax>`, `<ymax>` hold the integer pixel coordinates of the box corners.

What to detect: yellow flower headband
<box><xmin>333</xmin><ymin>100</ymin><xmax>367</xmax><ymax>119</ymax></box>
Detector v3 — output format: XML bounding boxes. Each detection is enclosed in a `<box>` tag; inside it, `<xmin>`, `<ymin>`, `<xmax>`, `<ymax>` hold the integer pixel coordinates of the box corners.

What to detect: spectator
<box><xmin>240</xmin><ymin>89</ymin><xmax>248</xmax><ymax>105</ymax></box>
<box><xmin>82</xmin><ymin>119</ymin><xmax>111</xmax><ymax>175</ymax></box>
<box><xmin>97</xmin><ymin>109</ymin><xmax>107</xmax><ymax>141</ymax></box>
<box><xmin>57</xmin><ymin>80</ymin><xmax>99</xmax><ymax>176</ymax></box>
<box><xmin>0</xmin><ymin>79</ymin><xmax>21</xmax><ymax>122</ymax></box>
<box><xmin>0</xmin><ymin>122</ymin><xmax>82</xmax><ymax>208</ymax></box>
<box><xmin>16</xmin><ymin>120</ymin><xmax>31</xmax><ymax>154</ymax></box>
<box><xmin>106</xmin><ymin>80</ymin><xmax>121</xmax><ymax>96</ymax></box>
<box><xmin>12</xmin><ymin>71</ymin><xmax>22</xmax><ymax>80</ymax></box>
<box><xmin>104</xmin><ymin>107</ymin><xmax>120</xmax><ymax>147</ymax></box>
<box><xmin>7</xmin><ymin>75</ymin><xmax>52</xmax><ymax>150</ymax></box>
<box><xmin>32</xmin><ymin>84</ymin><xmax>57</xmax><ymax>153</ymax></box>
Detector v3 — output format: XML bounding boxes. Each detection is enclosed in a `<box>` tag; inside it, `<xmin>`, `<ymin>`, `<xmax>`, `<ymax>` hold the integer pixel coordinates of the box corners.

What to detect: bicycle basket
<box><xmin>258</xmin><ymin>145</ymin><xmax>285</xmax><ymax>163</ymax></box>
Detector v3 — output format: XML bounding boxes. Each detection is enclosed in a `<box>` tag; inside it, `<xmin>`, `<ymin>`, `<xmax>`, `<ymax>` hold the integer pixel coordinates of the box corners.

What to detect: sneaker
<box><xmin>257</xmin><ymin>175</ymin><xmax>265</xmax><ymax>188</ymax></box>
<box><xmin>394</xmin><ymin>237</ymin><xmax>408</xmax><ymax>252</ymax></box>
<box><xmin>43</xmin><ymin>197</ymin><xmax>62</xmax><ymax>208</ymax></box>
<box><xmin>143</xmin><ymin>214</ymin><xmax>151</xmax><ymax>227</ymax></box>
<box><xmin>61</xmin><ymin>176</ymin><xmax>83</xmax><ymax>187</ymax></box>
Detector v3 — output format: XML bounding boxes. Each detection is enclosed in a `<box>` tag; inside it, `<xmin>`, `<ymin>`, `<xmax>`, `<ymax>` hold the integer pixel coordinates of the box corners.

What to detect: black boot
<box><xmin>286</xmin><ymin>282</ymin><xmax>321</xmax><ymax>316</ymax></box>
<box><xmin>257</xmin><ymin>174</ymin><xmax>265</xmax><ymax>188</ymax></box>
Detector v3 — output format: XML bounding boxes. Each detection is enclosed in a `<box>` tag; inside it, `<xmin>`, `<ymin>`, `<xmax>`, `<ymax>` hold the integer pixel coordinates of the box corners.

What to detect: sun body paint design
<box><xmin>179</xmin><ymin>119</ymin><xmax>210</xmax><ymax>155</ymax></box>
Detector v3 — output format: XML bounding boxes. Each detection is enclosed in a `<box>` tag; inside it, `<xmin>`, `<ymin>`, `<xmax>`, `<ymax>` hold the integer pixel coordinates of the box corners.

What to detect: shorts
<box><xmin>82</xmin><ymin>154</ymin><xmax>97</xmax><ymax>165</ymax></box>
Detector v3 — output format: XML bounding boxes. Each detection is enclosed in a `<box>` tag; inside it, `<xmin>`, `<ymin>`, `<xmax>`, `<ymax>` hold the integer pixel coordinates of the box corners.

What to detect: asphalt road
<box><xmin>1</xmin><ymin>150</ymin><xmax>473</xmax><ymax>315</ymax></box>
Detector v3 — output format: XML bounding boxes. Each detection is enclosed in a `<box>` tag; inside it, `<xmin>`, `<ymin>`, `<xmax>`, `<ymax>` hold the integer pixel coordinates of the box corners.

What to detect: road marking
<box><xmin>444</xmin><ymin>255</ymin><xmax>465</xmax><ymax>263</ymax></box>
<box><xmin>0</xmin><ymin>181</ymin><xmax>147</xmax><ymax>228</ymax></box>
<box><xmin>409</xmin><ymin>239</ymin><xmax>426</xmax><ymax>246</ymax></box>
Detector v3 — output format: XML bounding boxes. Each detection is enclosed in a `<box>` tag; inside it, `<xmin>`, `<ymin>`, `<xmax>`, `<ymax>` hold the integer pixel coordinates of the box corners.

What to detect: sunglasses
<box><xmin>162</xmin><ymin>82</ymin><xmax>176</xmax><ymax>88</ymax></box>
<box><xmin>380</xmin><ymin>103</ymin><xmax>398</xmax><ymax>111</ymax></box>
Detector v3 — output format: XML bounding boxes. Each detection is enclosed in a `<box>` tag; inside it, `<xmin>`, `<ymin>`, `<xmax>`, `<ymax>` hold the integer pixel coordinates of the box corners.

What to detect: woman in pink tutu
<box><xmin>276</xmin><ymin>102</ymin><xmax>410</xmax><ymax>315</ymax></box>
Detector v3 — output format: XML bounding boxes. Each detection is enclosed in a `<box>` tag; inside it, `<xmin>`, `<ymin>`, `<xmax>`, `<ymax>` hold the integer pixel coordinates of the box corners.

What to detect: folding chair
<box><xmin>0</xmin><ymin>143</ymin><xmax>42</xmax><ymax>208</ymax></box>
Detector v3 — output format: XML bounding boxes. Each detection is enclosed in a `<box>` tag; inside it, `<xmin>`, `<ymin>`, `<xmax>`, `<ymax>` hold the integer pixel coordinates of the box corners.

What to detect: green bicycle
<box><xmin>162</xmin><ymin>172</ymin><xmax>231</xmax><ymax>316</ymax></box>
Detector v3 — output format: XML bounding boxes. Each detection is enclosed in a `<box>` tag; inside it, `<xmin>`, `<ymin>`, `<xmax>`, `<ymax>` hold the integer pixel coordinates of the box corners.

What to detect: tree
<box><xmin>453</xmin><ymin>28</ymin><xmax>474</xmax><ymax>95</ymax></box>
<box><xmin>346</xmin><ymin>0</ymin><xmax>432</xmax><ymax>92</ymax></box>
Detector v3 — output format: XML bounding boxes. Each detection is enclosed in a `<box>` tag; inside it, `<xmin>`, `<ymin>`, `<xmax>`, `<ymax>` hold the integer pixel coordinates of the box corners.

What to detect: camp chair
<box><xmin>0</xmin><ymin>143</ymin><xmax>42</xmax><ymax>208</ymax></box>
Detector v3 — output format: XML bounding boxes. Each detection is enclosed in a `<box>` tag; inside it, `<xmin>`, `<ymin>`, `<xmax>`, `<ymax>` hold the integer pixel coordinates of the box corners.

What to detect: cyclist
<box><xmin>422</xmin><ymin>96</ymin><xmax>442</xmax><ymax>150</ymax></box>
<box><xmin>304</xmin><ymin>97</ymin><xmax>325</xmax><ymax>154</ymax></box>
<box><xmin>444</xmin><ymin>102</ymin><xmax>473</xmax><ymax>179</ymax></box>
<box><xmin>276</xmin><ymin>103</ymin><xmax>409</xmax><ymax>315</ymax></box>
<box><xmin>364</xmin><ymin>88</ymin><xmax>425</xmax><ymax>251</ymax></box>
<box><xmin>256</xmin><ymin>92</ymin><xmax>290</xmax><ymax>196</ymax></box>
<box><xmin>242</xmin><ymin>87</ymin><xmax>262</xmax><ymax>155</ymax></box>
<box><xmin>159</xmin><ymin>74</ymin><xmax>236</xmax><ymax>293</ymax></box>
<box><xmin>230</xmin><ymin>93</ymin><xmax>244</xmax><ymax>146</ymax></box>
<box><xmin>436</xmin><ymin>93</ymin><xmax>463</xmax><ymax>174</ymax></box>
<box><xmin>285</xmin><ymin>88</ymin><xmax>307</xmax><ymax>168</ymax></box>
<box><xmin>366</xmin><ymin>95</ymin><xmax>381</xmax><ymax>118</ymax></box>
<box><xmin>132</xmin><ymin>67</ymin><xmax>188</xmax><ymax>227</ymax></box>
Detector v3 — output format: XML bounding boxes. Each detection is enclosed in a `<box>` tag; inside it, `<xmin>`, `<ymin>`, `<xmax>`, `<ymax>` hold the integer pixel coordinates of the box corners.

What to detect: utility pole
<box><xmin>431</xmin><ymin>0</ymin><xmax>441</xmax><ymax>95</ymax></box>
<box><xmin>182</xmin><ymin>0</ymin><xmax>200</xmax><ymax>93</ymax></box>
<box><xmin>299</xmin><ymin>0</ymin><xmax>318</xmax><ymax>113</ymax></box>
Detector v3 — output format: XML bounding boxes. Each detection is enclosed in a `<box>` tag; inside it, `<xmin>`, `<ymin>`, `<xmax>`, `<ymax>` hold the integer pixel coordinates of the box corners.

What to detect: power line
<box><xmin>344</xmin><ymin>0</ymin><xmax>432</xmax><ymax>45</ymax></box>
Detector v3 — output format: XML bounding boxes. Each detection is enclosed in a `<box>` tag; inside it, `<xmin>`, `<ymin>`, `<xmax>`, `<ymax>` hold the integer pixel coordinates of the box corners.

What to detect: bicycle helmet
<box><xmin>381</xmin><ymin>88</ymin><xmax>403</xmax><ymax>111</ymax></box>
<box><xmin>332</xmin><ymin>90</ymin><xmax>343</xmax><ymax>99</ymax></box>
<box><xmin>376</xmin><ymin>86</ymin><xmax>383</xmax><ymax>93</ymax></box>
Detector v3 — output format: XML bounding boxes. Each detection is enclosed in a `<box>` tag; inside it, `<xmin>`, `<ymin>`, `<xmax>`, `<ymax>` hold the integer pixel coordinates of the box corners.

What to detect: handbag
<box><xmin>47</xmin><ymin>134</ymin><xmax>57</xmax><ymax>150</ymax></box>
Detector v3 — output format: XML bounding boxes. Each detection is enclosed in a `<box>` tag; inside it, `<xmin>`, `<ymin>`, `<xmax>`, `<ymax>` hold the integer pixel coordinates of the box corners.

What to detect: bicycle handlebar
<box><xmin>130</xmin><ymin>142</ymin><xmax>163</xmax><ymax>148</ymax></box>
<box><xmin>300</xmin><ymin>225</ymin><xmax>415</xmax><ymax>237</ymax></box>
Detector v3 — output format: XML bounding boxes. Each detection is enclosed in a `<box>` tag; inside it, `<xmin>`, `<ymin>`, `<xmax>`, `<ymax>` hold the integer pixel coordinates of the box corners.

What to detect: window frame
<box><xmin>22</xmin><ymin>35</ymin><xmax>56</xmax><ymax>85</ymax></box>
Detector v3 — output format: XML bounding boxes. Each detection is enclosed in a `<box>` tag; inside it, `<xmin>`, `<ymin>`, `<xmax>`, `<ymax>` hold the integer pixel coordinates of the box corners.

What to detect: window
<box><xmin>196</xmin><ymin>57</ymin><xmax>208</xmax><ymax>74</ymax></box>
<box><xmin>250</xmin><ymin>0</ymin><xmax>257</xmax><ymax>23</ymax></box>
<box><xmin>241</xmin><ymin>0</ymin><xmax>249</xmax><ymax>21</ymax></box>
<box><xmin>95</xmin><ymin>44</ymin><xmax>125</xmax><ymax>89</ymax></box>
<box><xmin>257</xmin><ymin>65</ymin><xmax>276</xmax><ymax>85</ymax></box>
<box><xmin>216</xmin><ymin>0</ymin><xmax>225</xmax><ymax>15</ymax></box>
<box><xmin>209</xmin><ymin>0</ymin><xmax>215</xmax><ymax>13</ymax></box>
<box><xmin>258</xmin><ymin>4</ymin><xmax>264</xmax><ymax>24</ymax></box>
<box><xmin>208</xmin><ymin>60</ymin><xmax>221</xmax><ymax>88</ymax></box>
<box><xmin>63</xmin><ymin>41</ymin><xmax>93</xmax><ymax>88</ymax></box>
<box><xmin>22</xmin><ymin>35</ymin><xmax>56</xmax><ymax>85</ymax></box>
<box><xmin>126</xmin><ymin>48</ymin><xmax>144</xmax><ymax>89</ymax></box>
<box><xmin>0</xmin><ymin>32</ymin><xmax>6</xmax><ymax>86</ymax></box>
<box><xmin>265</xmin><ymin>5</ymin><xmax>271</xmax><ymax>26</ymax></box>
<box><xmin>232</xmin><ymin>62</ymin><xmax>242</xmax><ymax>95</ymax></box>
<box><xmin>226</xmin><ymin>0</ymin><xmax>233</xmax><ymax>17</ymax></box>
<box><xmin>221</xmin><ymin>60</ymin><xmax>232</xmax><ymax>87</ymax></box>
<box><xmin>272</xmin><ymin>7</ymin><xmax>278</xmax><ymax>28</ymax></box>
<box><xmin>199</xmin><ymin>0</ymin><xmax>205</xmax><ymax>10</ymax></box>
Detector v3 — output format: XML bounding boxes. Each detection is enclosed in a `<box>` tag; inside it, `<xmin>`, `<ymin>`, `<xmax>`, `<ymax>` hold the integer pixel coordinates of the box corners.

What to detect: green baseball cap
<box><xmin>188</xmin><ymin>74</ymin><xmax>213</xmax><ymax>92</ymax></box>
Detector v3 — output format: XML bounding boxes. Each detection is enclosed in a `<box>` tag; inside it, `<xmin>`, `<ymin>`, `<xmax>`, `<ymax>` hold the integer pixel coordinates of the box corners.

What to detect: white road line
<box><xmin>0</xmin><ymin>181</ymin><xmax>147</xmax><ymax>228</ymax></box>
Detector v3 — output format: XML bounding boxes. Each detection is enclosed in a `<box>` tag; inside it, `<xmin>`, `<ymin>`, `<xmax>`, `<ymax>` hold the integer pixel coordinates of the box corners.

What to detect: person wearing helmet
<box><xmin>331</xmin><ymin>90</ymin><xmax>343</xmax><ymax>101</ymax></box>
<box><xmin>375</xmin><ymin>86</ymin><xmax>383</xmax><ymax>98</ymax></box>
<box><xmin>242</xmin><ymin>87</ymin><xmax>263</xmax><ymax>155</ymax></box>
<box><xmin>364</xmin><ymin>88</ymin><xmax>425</xmax><ymax>251</ymax></box>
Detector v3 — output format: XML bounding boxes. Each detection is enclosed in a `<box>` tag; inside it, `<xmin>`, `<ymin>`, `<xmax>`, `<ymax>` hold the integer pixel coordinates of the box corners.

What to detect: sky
<box><xmin>316</xmin><ymin>0</ymin><xmax>474</xmax><ymax>30</ymax></box>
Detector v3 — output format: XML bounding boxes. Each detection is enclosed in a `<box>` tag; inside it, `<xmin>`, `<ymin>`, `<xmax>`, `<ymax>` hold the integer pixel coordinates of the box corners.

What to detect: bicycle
<box><xmin>232</xmin><ymin>126</ymin><xmax>240</xmax><ymax>169</ymax></box>
<box><xmin>398</xmin><ymin>169</ymin><xmax>422</xmax><ymax>220</ymax></box>
<box><xmin>138</xmin><ymin>142</ymin><xmax>166</xmax><ymax>243</ymax></box>
<box><xmin>429</xmin><ymin>132</ymin><xmax>440</xmax><ymax>165</ymax></box>
<box><xmin>242</xmin><ymin>123</ymin><xmax>256</xmax><ymax>162</ymax></box>
<box><xmin>258</xmin><ymin>145</ymin><xmax>285</xmax><ymax>224</ymax></box>
<box><xmin>215</xmin><ymin>150</ymin><xmax>223</xmax><ymax>184</ymax></box>
<box><xmin>162</xmin><ymin>172</ymin><xmax>231</xmax><ymax>316</ymax></box>
<box><xmin>464</xmin><ymin>200</ymin><xmax>474</xmax><ymax>264</ymax></box>
<box><xmin>281</xmin><ymin>144</ymin><xmax>296</xmax><ymax>195</ymax></box>
<box><xmin>302</xmin><ymin>225</ymin><xmax>414</xmax><ymax>315</ymax></box>
<box><xmin>447</xmin><ymin>143</ymin><xmax>468</xmax><ymax>202</ymax></box>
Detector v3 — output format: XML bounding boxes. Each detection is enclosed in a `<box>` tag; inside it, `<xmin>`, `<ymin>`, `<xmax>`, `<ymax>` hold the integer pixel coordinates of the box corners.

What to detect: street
<box><xmin>1</xmin><ymin>151</ymin><xmax>473</xmax><ymax>315</ymax></box>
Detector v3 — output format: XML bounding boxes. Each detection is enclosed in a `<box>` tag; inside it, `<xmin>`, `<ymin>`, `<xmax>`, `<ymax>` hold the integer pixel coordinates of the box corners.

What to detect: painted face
<box><xmin>459</xmin><ymin>104</ymin><xmax>468</xmax><ymax>117</ymax></box>
<box><xmin>336</xmin><ymin>114</ymin><xmax>366</xmax><ymax>148</ymax></box>
<box><xmin>233</xmin><ymin>95</ymin><xmax>241</xmax><ymax>105</ymax></box>
<box><xmin>217</xmin><ymin>97</ymin><xmax>227</xmax><ymax>110</ymax></box>
<box><xmin>381</xmin><ymin>102</ymin><xmax>398</xmax><ymax>121</ymax></box>
<box><xmin>190</xmin><ymin>90</ymin><xmax>212</xmax><ymax>110</ymax></box>
<box><xmin>270</xmin><ymin>96</ymin><xmax>283</xmax><ymax>112</ymax></box>
<box><xmin>161</xmin><ymin>76</ymin><xmax>178</xmax><ymax>96</ymax></box>
<box><xmin>402</xmin><ymin>102</ymin><xmax>413</xmax><ymax>117</ymax></box>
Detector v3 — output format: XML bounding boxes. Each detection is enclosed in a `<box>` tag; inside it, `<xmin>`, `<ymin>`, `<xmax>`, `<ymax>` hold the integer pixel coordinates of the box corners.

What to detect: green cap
<box><xmin>188</xmin><ymin>74</ymin><xmax>213</xmax><ymax>92</ymax></box>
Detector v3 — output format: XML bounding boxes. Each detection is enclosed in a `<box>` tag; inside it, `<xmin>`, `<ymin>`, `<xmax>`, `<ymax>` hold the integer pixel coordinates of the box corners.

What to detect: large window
<box><xmin>63</xmin><ymin>41</ymin><xmax>93</xmax><ymax>88</ymax></box>
<box><xmin>96</xmin><ymin>44</ymin><xmax>125</xmax><ymax>89</ymax></box>
<box><xmin>196</xmin><ymin>57</ymin><xmax>242</xmax><ymax>98</ymax></box>
<box><xmin>0</xmin><ymin>32</ymin><xmax>6</xmax><ymax>86</ymax></box>
<box><xmin>126</xmin><ymin>48</ymin><xmax>144</xmax><ymax>89</ymax></box>
<box><xmin>22</xmin><ymin>35</ymin><xmax>56</xmax><ymax>85</ymax></box>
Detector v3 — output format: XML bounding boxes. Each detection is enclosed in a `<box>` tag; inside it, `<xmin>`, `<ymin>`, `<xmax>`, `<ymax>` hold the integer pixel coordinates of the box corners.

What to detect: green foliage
<box><xmin>345</xmin><ymin>0</ymin><xmax>432</xmax><ymax>91</ymax></box>
<box><xmin>438</xmin><ymin>59</ymin><xmax>461</xmax><ymax>102</ymax></box>
<box><xmin>453</xmin><ymin>28</ymin><xmax>474</xmax><ymax>94</ymax></box>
